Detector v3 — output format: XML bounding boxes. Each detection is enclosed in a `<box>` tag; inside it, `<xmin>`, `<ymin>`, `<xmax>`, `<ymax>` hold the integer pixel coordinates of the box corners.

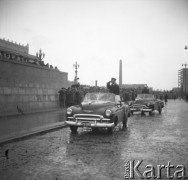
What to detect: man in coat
<box><xmin>142</xmin><ymin>85</ymin><xmax>150</xmax><ymax>94</ymax></box>
<box><xmin>107</xmin><ymin>77</ymin><xmax>120</xmax><ymax>95</ymax></box>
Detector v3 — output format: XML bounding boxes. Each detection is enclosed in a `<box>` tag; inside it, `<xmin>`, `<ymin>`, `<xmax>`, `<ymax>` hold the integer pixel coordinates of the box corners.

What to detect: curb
<box><xmin>0</xmin><ymin>108</ymin><xmax>66</xmax><ymax>118</ymax></box>
<box><xmin>0</xmin><ymin>122</ymin><xmax>68</xmax><ymax>146</ymax></box>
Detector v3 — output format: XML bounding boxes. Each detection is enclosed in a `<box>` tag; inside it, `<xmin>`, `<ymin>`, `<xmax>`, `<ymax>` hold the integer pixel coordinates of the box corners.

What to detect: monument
<box><xmin>119</xmin><ymin>59</ymin><xmax>122</xmax><ymax>86</ymax></box>
<box><xmin>0</xmin><ymin>38</ymin><xmax>70</xmax><ymax>116</ymax></box>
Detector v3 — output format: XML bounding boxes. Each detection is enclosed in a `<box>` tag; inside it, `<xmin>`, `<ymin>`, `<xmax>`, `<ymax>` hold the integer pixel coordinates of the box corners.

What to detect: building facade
<box><xmin>0</xmin><ymin>38</ymin><xmax>69</xmax><ymax>116</ymax></box>
<box><xmin>178</xmin><ymin>68</ymin><xmax>188</xmax><ymax>97</ymax></box>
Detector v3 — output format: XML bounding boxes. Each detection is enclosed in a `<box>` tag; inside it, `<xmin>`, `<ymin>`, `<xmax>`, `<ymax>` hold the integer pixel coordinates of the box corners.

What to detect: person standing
<box><xmin>142</xmin><ymin>85</ymin><xmax>149</xmax><ymax>94</ymax></box>
<box><xmin>58</xmin><ymin>88</ymin><xmax>67</xmax><ymax>108</ymax></box>
<box><xmin>164</xmin><ymin>93</ymin><xmax>168</xmax><ymax>105</ymax></box>
<box><xmin>106</xmin><ymin>77</ymin><xmax>120</xmax><ymax>95</ymax></box>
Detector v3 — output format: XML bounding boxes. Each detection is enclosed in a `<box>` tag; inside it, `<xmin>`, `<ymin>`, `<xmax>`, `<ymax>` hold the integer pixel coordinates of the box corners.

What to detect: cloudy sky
<box><xmin>0</xmin><ymin>0</ymin><xmax>188</xmax><ymax>90</ymax></box>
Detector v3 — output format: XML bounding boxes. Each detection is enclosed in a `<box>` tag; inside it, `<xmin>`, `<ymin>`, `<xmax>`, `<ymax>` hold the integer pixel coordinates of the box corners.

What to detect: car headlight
<box><xmin>67</xmin><ymin>108</ymin><xmax>72</xmax><ymax>115</ymax></box>
<box><xmin>105</xmin><ymin>109</ymin><xmax>112</xmax><ymax>117</ymax></box>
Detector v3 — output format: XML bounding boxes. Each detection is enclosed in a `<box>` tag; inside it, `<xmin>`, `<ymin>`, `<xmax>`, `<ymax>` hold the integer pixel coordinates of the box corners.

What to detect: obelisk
<box><xmin>119</xmin><ymin>59</ymin><xmax>122</xmax><ymax>86</ymax></box>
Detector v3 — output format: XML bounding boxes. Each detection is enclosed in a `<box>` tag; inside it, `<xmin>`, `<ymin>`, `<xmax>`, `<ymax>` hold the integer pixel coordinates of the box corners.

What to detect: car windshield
<box><xmin>136</xmin><ymin>94</ymin><xmax>155</xmax><ymax>100</ymax></box>
<box><xmin>83</xmin><ymin>93</ymin><xmax>116</xmax><ymax>103</ymax></box>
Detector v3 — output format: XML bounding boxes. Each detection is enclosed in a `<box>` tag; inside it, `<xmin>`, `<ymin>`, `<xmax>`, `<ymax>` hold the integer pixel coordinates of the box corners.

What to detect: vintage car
<box><xmin>129</xmin><ymin>93</ymin><xmax>163</xmax><ymax>115</ymax></box>
<box><xmin>65</xmin><ymin>92</ymin><xmax>130</xmax><ymax>133</ymax></box>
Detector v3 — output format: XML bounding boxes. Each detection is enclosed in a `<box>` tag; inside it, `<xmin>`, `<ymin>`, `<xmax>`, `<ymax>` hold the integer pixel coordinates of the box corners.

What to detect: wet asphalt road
<box><xmin>0</xmin><ymin>99</ymin><xmax>188</xmax><ymax>180</ymax></box>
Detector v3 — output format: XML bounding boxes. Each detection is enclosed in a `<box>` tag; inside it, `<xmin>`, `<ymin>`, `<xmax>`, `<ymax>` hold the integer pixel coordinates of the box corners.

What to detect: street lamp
<box><xmin>73</xmin><ymin>61</ymin><xmax>79</xmax><ymax>83</ymax></box>
<box><xmin>36</xmin><ymin>49</ymin><xmax>45</xmax><ymax>60</ymax></box>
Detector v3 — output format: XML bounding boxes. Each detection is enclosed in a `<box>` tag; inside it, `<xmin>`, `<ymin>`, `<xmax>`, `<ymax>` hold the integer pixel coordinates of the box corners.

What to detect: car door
<box><xmin>115</xmin><ymin>95</ymin><xmax>124</xmax><ymax>123</ymax></box>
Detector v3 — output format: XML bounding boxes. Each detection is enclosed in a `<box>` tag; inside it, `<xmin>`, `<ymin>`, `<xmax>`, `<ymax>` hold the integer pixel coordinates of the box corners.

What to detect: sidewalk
<box><xmin>0</xmin><ymin>108</ymin><xmax>67</xmax><ymax>145</ymax></box>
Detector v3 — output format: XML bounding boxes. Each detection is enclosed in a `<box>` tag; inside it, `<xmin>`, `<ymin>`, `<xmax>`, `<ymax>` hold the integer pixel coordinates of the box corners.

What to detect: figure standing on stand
<box><xmin>106</xmin><ymin>77</ymin><xmax>120</xmax><ymax>95</ymax></box>
<box><xmin>142</xmin><ymin>85</ymin><xmax>149</xmax><ymax>94</ymax></box>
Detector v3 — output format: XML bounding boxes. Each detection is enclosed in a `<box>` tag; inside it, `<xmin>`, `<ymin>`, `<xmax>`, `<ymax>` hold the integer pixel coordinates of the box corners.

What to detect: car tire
<box><xmin>70</xmin><ymin>126</ymin><xmax>78</xmax><ymax>133</ymax></box>
<box><xmin>158</xmin><ymin>106</ymin><xmax>162</xmax><ymax>114</ymax></box>
<box><xmin>92</xmin><ymin>127</ymin><xmax>99</xmax><ymax>133</ymax></box>
<box><xmin>107</xmin><ymin>127</ymin><xmax>114</xmax><ymax>134</ymax></box>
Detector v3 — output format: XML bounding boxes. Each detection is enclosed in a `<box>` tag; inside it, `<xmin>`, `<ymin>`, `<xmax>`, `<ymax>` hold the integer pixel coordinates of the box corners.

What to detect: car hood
<box><xmin>71</xmin><ymin>102</ymin><xmax>116</xmax><ymax>115</ymax></box>
<box><xmin>134</xmin><ymin>99</ymin><xmax>155</xmax><ymax>105</ymax></box>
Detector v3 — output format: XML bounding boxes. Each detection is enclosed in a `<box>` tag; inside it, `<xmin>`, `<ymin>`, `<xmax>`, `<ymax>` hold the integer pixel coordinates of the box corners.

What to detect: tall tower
<box><xmin>73</xmin><ymin>61</ymin><xmax>79</xmax><ymax>83</ymax></box>
<box><xmin>119</xmin><ymin>59</ymin><xmax>122</xmax><ymax>86</ymax></box>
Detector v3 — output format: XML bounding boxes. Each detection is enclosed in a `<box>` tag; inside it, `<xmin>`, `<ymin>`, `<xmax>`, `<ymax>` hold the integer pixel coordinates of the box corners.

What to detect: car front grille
<box><xmin>67</xmin><ymin>114</ymin><xmax>110</xmax><ymax>123</ymax></box>
<box><xmin>132</xmin><ymin>104</ymin><xmax>147</xmax><ymax>109</ymax></box>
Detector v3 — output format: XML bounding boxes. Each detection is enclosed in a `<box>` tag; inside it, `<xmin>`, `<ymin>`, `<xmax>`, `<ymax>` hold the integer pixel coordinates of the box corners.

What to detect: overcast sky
<box><xmin>0</xmin><ymin>0</ymin><xmax>188</xmax><ymax>90</ymax></box>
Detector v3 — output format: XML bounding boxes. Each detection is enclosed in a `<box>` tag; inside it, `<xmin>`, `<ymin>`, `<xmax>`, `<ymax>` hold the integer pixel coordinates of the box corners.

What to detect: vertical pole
<box><xmin>95</xmin><ymin>80</ymin><xmax>98</xmax><ymax>87</ymax></box>
<box><xmin>119</xmin><ymin>59</ymin><xmax>122</xmax><ymax>86</ymax></box>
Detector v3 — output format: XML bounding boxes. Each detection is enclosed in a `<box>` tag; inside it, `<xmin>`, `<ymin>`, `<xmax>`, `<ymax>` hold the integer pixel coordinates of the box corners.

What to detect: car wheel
<box><xmin>70</xmin><ymin>126</ymin><xmax>78</xmax><ymax>133</ymax></box>
<box><xmin>92</xmin><ymin>127</ymin><xmax>99</xmax><ymax>133</ymax></box>
<box><xmin>107</xmin><ymin>127</ymin><xmax>114</xmax><ymax>134</ymax></box>
<box><xmin>141</xmin><ymin>111</ymin><xmax>145</xmax><ymax>116</ymax></box>
<box><xmin>158</xmin><ymin>106</ymin><xmax>162</xmax><ymax>114</ymax></box>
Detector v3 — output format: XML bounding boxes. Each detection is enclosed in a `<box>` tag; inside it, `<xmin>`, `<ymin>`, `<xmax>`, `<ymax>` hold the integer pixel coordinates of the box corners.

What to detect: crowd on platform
<box><xmin>0</xmin><ymin>50</ymin><xmax>59</xmax><ymax>70</ymax></box>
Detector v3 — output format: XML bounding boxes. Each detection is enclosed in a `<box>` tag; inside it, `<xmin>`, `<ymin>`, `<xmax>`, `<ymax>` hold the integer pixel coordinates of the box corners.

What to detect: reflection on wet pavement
<box><xmin>0</xmin><ymin>100</ymin><xmax>188</xmax><ymax>180</ymax></box>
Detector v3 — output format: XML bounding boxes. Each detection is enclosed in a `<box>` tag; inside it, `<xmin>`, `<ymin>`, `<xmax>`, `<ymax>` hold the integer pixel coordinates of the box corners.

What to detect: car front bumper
<box><xmin>66</xmin><ymin>114</ymin><xmax>114</xmax><ymax>128</ymax></box>
<box><xmin>130</xmin><ymin>107</ymin><xmax>152</xmax><ymax>112</ymax></box>
<box><xmin>65</xmin><ymin>121</ymin><xmax>115</xmax><ymax>128</ymax></box>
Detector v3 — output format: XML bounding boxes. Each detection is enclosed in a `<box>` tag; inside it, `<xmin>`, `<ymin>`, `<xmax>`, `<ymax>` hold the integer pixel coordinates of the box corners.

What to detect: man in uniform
<box><xmin>142</xmin><ymin>85</ymin><xmax>149</xmax><ymax>94</ymax></box>
<box><xmin>107</xmin><ymin>77</ymin><xmax>120</xmax><ymax>95</ymax></box>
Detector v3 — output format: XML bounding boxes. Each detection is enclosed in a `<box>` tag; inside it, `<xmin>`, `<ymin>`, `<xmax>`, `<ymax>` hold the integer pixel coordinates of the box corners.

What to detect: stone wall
<box><xmin>0</xmin><ymin>57</ymin><xmax>69</xmax><ymax>116</ymax></box>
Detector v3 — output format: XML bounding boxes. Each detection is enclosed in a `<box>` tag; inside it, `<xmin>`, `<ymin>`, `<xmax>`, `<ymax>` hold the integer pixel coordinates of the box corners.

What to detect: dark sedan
<box><xmin>130</xmin><ymin>93</ymin><xmax>163</xmax><ymax>115</ymax></box>
<box><xmin>65</xmin><ymin>92</ymin><xmax>130</xmax><ymax>133</ymax></box>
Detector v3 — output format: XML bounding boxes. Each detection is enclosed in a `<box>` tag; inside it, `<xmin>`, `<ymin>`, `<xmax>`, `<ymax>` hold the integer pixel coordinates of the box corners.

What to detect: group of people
<box><xmin>58</xmin><ymin>77</ymin><xmax>173</xmax><ymax>108</ymax></box>
<box><xmin>58</xmin><ymin>85</ymin><xmax>84</xmax><ymax>108</ymax></box>
<box><xmin>0</xmin><ymin>50</ymin><xmax>58</xmax><ymax>70</ymax></box>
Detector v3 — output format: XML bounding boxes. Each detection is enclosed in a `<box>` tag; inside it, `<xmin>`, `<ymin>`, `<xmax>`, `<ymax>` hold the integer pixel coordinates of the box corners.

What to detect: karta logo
<box><xmin>124</xmin><ymin>160</ymin><xmax>188</xmax><ymax>179</ymax></box>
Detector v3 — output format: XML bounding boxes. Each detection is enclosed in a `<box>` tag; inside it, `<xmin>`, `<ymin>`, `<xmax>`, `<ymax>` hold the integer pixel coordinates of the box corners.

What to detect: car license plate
<box><xmin>82</xmin><ymin>122</ymin><xmax>91</xmax><ymax>127</ymax></box>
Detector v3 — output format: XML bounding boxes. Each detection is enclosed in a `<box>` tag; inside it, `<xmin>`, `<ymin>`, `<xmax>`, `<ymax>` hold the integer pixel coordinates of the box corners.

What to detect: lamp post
<box><xmin>73</xmin><ymin>61</ymin><xmax>79</xmax><ymax>83</ymax></box>
<box><xmin>36</xmin><ymin>49</ymin><xmax>45</xmax><ymax>60</ymax></box>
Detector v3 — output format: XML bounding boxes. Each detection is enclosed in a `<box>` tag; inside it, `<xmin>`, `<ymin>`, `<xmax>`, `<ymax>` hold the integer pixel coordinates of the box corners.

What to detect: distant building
<box><xmin>121</xmin><ymin>84</ymin><xmax>147</xmax><ymax>89</ymax></box>
<box><xmin>178</xmin><ymin>68</ymin><xmax>188</xmax><ymax>97</ymax></box>
<box><xmin>120</xmin><ymin>84</ymin><xmax>153</xmax><ymax>93</ymax></box>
